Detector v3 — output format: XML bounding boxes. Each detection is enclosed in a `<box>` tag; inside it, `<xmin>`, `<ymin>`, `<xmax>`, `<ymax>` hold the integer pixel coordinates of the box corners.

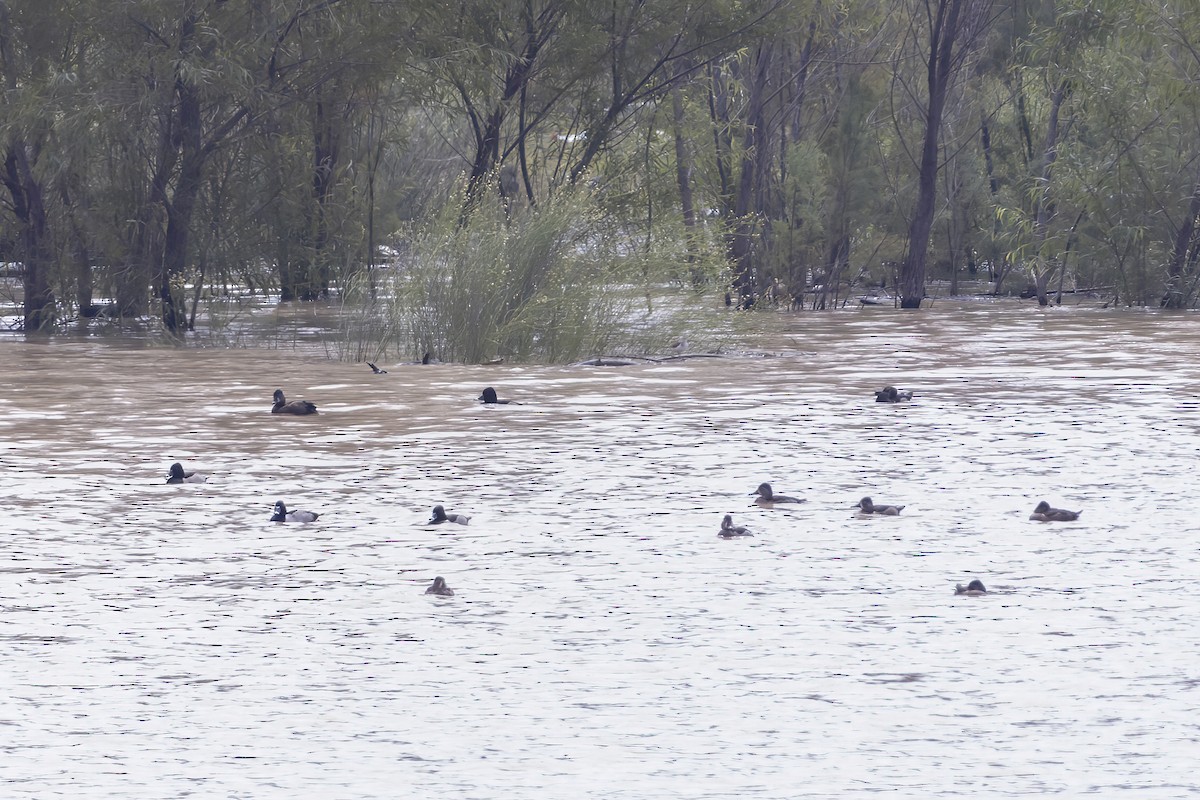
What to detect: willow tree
<box><xmin>896</xmin><ymin>0</ymin><xmax>995</xmax><ymax>308</ymax></box>
<box><xmin>1153</xmin><ymin>0</ymin><xmax>1200</xmax><ymax>307</ymax></box>
<box><xmin>0</xmin><ymin>0</ymin><xmax>74</xmax><ymax>332</ymax></box>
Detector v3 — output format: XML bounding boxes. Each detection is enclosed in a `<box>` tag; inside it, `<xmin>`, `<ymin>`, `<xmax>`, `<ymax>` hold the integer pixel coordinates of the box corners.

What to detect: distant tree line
<box><xmin>2</xmin><ymin>0</ymin><xmax>1199</xmax><ymax>335</ymax></box>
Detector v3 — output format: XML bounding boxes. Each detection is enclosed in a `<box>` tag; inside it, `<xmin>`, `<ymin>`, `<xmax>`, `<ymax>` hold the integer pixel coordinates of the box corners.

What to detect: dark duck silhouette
<box><xmin>366</xmin><ymin>362</ymin><xmax>388</xmax><ymax>374</ymax></box>
<box><xmin>718</xmin><ymin>514</ymin><xmax>753</xmax><ymax>538</ymax></box>
<box><xmin>955</xmin><ymin>579</ymin><xmax>988</xmax><ymax>596</ymax></box>
<box><xmin>271</xmin><ymin>501</ymin><xmax>320</xmax><ymax>522</ymax></box>
<box><xmin>1029</xmin><ymin>500</ymin><xmax>1080</xmax><ymax>522</ymax></box>
<box><xmin>874</xmin><ymin>386</ymin><xmax>914</xmax><ymax>402</ymax></box>
<box><xmin>425</xmin><ymin>576</ymin><xmax>455</xmax><ymax>596</ymax></box>
<box><xmin>856</xmin><ymin>496</ymin><xmax>905</xmax><ymax>515</ymax></box>
<box><xmin>479</xmin><ymin>387</ymin><xmax>517</xmax><ymax>405</ymax></box>
<box><xmin>272</xmin><ymin>389</ymin><xmax>318</xmax><ymax>415</ymax></box>
<box><xmin>429</xmin><ymin>504</ymin><xmax>470</xmax><ymax>525</ymax></box>
<box><xmin>750</xmin><ymin>482</ymin><xmax>804</xmax><ymax>504</ymax></box>
<box><xmin>166</xmin><ymin>462</ymin><xmax>207</xmax><ymax>484</ymax></box>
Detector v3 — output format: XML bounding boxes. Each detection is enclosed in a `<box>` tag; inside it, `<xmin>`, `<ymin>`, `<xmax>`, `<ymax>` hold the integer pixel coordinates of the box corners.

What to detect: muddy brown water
<box><xmin>2</xmin><ymin>302</ymin><xmax>1198</xmax><ymax>798</ymax></box>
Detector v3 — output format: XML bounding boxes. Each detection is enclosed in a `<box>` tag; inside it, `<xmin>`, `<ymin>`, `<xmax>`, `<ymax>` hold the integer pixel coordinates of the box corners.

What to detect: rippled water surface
<box><xmin>2</xmin><ymin>303</ymin><xmax>1199</xmax><ymax>798</ymax></box>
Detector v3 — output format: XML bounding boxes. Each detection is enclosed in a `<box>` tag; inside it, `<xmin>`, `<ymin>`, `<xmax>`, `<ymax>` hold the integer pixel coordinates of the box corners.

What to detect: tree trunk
<box><xmin>160</xmin><ymin>64</ymin><xmax>205</xmax><ymax>334</ymax></box>
<box><xmin>462</xmin><ymin>5</ymin><xmax>558</xmax><ymax>213</ymax></box>
<box><xmin>725</xmin><ymin>42</ymin><xmax>773</xmax><ymax>304</ymax></box>
<box><xmin>2</xmin><ymin>144</ymin><xmax>55</xmax><ymax>331</ymax></box>
<box><xmin>1030</xmin><ymin>80</ymin><xmax>1069</xmax><ymax>307</ymax></box>
<box><xmin>1161</xmin><ymin>164</ymin><xmax>1200</xmax><ymax>308</ymax></box>
<box><xmin>59</xmin><ymin>182</ymin><xmax>94</xmax><ymax>315</ymax></box>
<box><xmin>899</xmin><ymin>0</ymin><xmax>989</xmax><ymax>309</ymax></box>
<box><xmin>670</xmin><ymin>84</ymin><xmax>698</xmax><ymax>272</ymax></box>
<box><xmin>707</xmin><ymin>64</ymin><xmax>734</xmax><ymax>207</ymax></box>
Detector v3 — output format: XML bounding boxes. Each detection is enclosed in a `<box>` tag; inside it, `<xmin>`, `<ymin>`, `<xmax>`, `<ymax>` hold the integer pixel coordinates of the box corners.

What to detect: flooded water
<box><xmin>2</xmin><ymin>302</ymin><xmax>1198</xmax><ymax>798</ymax></box>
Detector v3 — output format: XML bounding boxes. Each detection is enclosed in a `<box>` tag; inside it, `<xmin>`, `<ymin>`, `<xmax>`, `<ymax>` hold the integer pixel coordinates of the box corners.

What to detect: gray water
<box><xmin>1</xmin><ymin>303</ymin><xmax>1198</xmax><ymax>798</ymax></box>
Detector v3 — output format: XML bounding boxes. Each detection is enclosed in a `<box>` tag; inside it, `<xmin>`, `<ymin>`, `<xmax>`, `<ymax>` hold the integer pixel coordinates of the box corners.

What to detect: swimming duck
<box><xmin>166</xmin><ymin>462</ymin><xmax>207</xmax><ymax>484</ymax></box>
<box><xmin>366</xmin><ymin>362</ymin><xmax>388</xmax><ymax>374</ymax></box>
<box><xmin>425</xmin><ymin>576</ymin><xmax>455</xmax><ymax>596</ymax></box>
<box><xmin>955</xmin><ymin>579</ymin><xmax>987</xmax><ymax>596</ymax></box>
<box><xmin>271</xmin><ymin>501</ymin><xmax>320</xmax><ymax>523</ymax></box>
<box><xmin>874</xmin><ymin>386</ymin><xmax>914</xmax><ymax>402</ymax></box>
<box><xmin>750</xmin><ymin>483</ymin><xmax>804</xmax><ymax>504</ymax></box>
<box><xmin>1029</xmin><ymin>500</ymin><xmax>1080</xmax><ymax>522</ymax></box>
<box><xmin>272</xmin><ymin>389</ymin><xmax>318</xmax><ymax>415</ymax></box>
<box><xmin>478</xmin><ymin>387</ymin><xmax>516</xmax><ymax>405</ymax></box>
<box><xmin>429</xmin><ymin>504</ymin><xmax>469</xmax><ymax>525</ymax></box>
<box><xmin>718</xmin><ymin>514</ymin><xmax>753</xmax><ymax>538</ymax></box>
<box><xmin>856</xmin><ymin>496</ymin><xmax>904</xmax><ymax>515</ymax></box>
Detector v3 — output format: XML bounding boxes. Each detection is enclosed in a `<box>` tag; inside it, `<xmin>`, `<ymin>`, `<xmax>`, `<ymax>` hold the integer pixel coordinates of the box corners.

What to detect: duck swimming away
<box><xmin>1029</xmin><ymin>500</ymin><xmax>1081</xmax><ymax>522</ymax></box>
<box><xmin>955</xmin><ymin>579</ymin><xmax>988</xmax><ymax>596</ymax></box>
<box><xmin>272</xmin><ymin>389</ymin><xmax>318</xmax><ymax>415</ymax></box>
<box><xmin>425</xmin><ymin>576</ymin><xmax>455</xmax><ymax>596</ymax></box>
<box><xmin>166</xmin><ymin>462</ymin><xmax>207</xmax><ymax>484</ymax></box>
<box><xmin>751</xmin><ymin>483</ymin><xmax>804</xmax><ymax>504</ymax></box>
<box><xmin>271</xmin><ymin>501</ymin><xmax>320</xmax><ymax>522</ymax></box>
<box><xmin>429</xmin><ymin>504</ymin><xmax>469</xmax><ymax>525</ymax></box>
<box><xmin>856</xmin><ymin>496</ymin><xmax>904</xmax><ymax>515</ymax></box>
<box><xmin>366</xmin><ymin>362</ymin><xmax>388</xmax><ymax>374</ymax></box>
<box><xmin>718</xmin><ymin>514</ymin><xmax>753</xmax><ymax>538</ymax></box>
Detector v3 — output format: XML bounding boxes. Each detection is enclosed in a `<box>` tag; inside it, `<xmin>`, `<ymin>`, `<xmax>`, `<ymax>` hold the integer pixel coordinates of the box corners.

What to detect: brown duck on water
<box><xmin>1029</xmin><ymin>500</ymin><xmax>1081</xmax><ymax>522</ymax></box>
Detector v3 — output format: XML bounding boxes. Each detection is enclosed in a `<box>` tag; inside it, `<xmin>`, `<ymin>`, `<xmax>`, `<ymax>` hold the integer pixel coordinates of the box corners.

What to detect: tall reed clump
<box><xmin>383</xmin><ymin>182</ymin><xmax>725</xmax><ymax>363</ymax></box>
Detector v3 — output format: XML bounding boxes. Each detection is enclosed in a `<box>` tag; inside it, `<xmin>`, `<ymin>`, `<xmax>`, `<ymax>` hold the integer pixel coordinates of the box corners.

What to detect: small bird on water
<box><xmin>874</xmin><ymin>386</ymin><xmax>914</xmax><ymax>402</ymax></box>
<box><xmin>166</xmin><ymin>462</ymin><xmax>207</xmax><ymax>484</ymax></box>
<box><xmin>856</xmin><ymin>496</ymin><xmax>904</xmax><ymax>515</ymax></box>
<box><xmin>479</xmin><ymin>387</ymin><xmax>517</xmax><ymax>405</ymax></box>
<box><xmin>271</xmin><ymin>389</ymin><xmax>318</xmax><ymax>415</ymax></box>
<box><xmin>1029</xmin><ymin>500</ymin><xmax>1081</xmax><ymax>522</ymax></box>
<box><xmin>425</xmin><ymin>576</ymin><xmax>455</xmax><ymax>596</ymax></box>
<box><xmin>955</xmin><ymin>579</ymin><xmax>988</xmax><ymax>596</ymax></box>
<box><xmin>270</xmin><ymin>500</ymin><xmax>320</xmax><ymax>523</ymax></box>
<box><xmin>428</xmin><ymin>504</ymin><xmax>469</xmax><ymax>525</ymax></box>
<box><xmin>751</xmin><ymin>483</ymin><xmax>804</xmax><ymax>504</ymax></box>
<box><xmin>718</xmin><ymin>514</ymin><xmax>753</xmax><ymax>538</ymax></box>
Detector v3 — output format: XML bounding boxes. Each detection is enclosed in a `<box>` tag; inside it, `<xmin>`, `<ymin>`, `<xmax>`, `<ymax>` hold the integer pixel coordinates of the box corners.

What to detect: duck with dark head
<box><xmin>479</xmin><ymin>387</ymin><xmax>518</xmax><ymax>405</ymax></box>
<box><xmin>425</xmin><ymin>576</ymin><xmax>455</xmax><ymax>596</ymax></box>
<box><xmin>271</xmin><ymin>500</ymin><xmax>319</xmax><ymax>522</ymax></box>
<box><xmin>272</xmin><ymin>389</ymin><xmax>318</xmax><ymax>415</ymax></box>
<box><xmin>750</xmin><ymin>483</ymin><xmax>804</xmax><ymax>505</ymax></box>
<box><xmin>166</xmin><ymin>462</ymin><xmax>207</xmax><ymax>484</ymax></box>
<box><xmin>718</xmin><ymin>514</ymin><xmax>753</xmax><ymax>538</ymax></box>
<box><xmin>856</xmin><ymin>497</ymin><xmax>904</xmax><ymax>515</ymax></box>
<box><xmin>429</xmin><ymin>504</ymin><xmax>469</xmax><ymax>525</ymax></box>
<box><xmin>1029</xmin><ymin>500</ymin><xmax>1081</xmax><ymax>522</ymax></box>
<box><xmin>874</xmin><ymin>386</ymin><xmax>914</xmax><ymax>403</ymax></box>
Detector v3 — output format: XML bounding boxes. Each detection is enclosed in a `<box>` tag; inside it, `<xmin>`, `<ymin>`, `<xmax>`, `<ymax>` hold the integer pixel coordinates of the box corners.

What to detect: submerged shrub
<box><xmin>381</xmin><ymin>179</ymin><xmax>727</xmax><ymax>363</ymax></box>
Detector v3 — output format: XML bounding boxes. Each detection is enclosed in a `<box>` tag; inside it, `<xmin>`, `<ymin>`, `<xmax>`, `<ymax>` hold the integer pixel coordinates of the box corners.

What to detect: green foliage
<box><xmin>380</xmin><ymin>177</ymin><xmax>728</xmax><ymax>364</ymax></box>
<box><xmin>10</xmin><ymin>0</ymin><xmax>1200</xmax><ymax>333</ymax></box>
